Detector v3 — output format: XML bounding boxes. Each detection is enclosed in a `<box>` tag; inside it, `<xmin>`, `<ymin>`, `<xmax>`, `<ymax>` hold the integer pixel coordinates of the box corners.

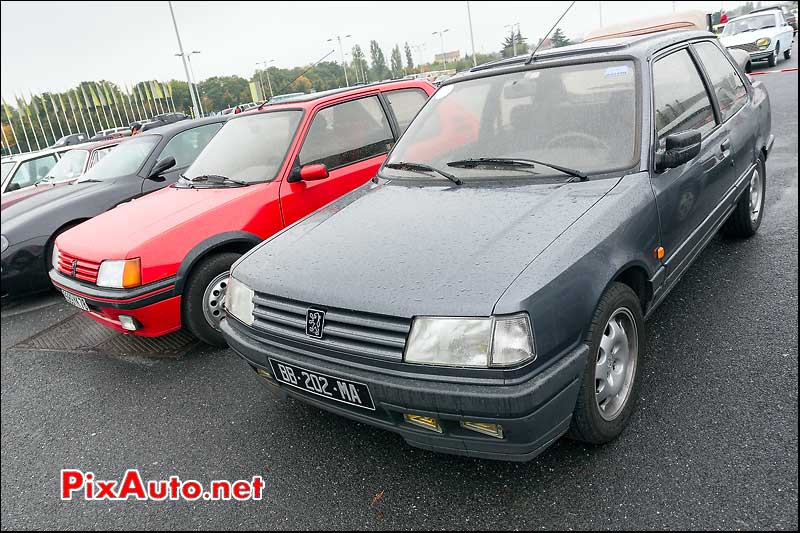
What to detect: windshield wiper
<box><xmin>384</xmin><ymin>161</ymin><xmax>462</xmax><ymax>185</ymax></box>
<box><xmin>447</xmin><ymin>157</ymin><xmax>588</xmax><ymax>181</ymax></box>
<box><xmin>187</xmin><ymin>174</ymin><xmax>249</xmax><ymax>187</ymax></box>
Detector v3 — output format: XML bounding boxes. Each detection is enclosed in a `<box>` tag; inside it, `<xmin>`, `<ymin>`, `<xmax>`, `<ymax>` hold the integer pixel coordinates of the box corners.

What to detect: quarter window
<box><xmin>652</xmin><ymin>49</ymin><xmax>716</xmax><ymax>147</ymax></box>
<box><xmin>299</xmin><ymin>96</ymin><xmax>394</xmax><ymax>170</ymax></box>
<box><xmin>693</xmin><ymin>41</ymin><xmax>748</xmax><ymax>122</ymax></box>
<box><xmin>159</xmin><ymin>123</ymin><xmax>223</xmax><ymax>169</ymax></box>
<box><xmin>89</xmin><ymin>146</ymin><xmax>116</xmax><ymax>167</ymax></box>
<box><xmin>383</xmin><ymin>89</ymin><xmax>429</xmax><ymax>134</ymax></box>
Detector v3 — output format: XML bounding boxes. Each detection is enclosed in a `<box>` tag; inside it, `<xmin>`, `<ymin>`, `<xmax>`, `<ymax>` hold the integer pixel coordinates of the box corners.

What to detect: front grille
<box><xmin>251</xmin><ymin>292</ymin><xmax>411</xmax><ymax>362</ymax></box>
<box><xmin>729</xmin><ymin>43</ymin><xmax>759</xmax><ymax>53</ymax></box>
<box><xmin>57</xmin><ymin>250</ymin><xmax>100</xmax><ymax>283</ymax></box>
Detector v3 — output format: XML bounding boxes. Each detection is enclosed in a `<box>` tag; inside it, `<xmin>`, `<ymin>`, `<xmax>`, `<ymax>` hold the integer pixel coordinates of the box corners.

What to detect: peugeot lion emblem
<box><xmin>70</xmin><ymin>259</ymin><xmax>78</xmax><ymax>277</ymax></box>
<box><xmin>305</xmin><ymin>308</ymin><xmax>325</xmax><ymax>339</ymax></box>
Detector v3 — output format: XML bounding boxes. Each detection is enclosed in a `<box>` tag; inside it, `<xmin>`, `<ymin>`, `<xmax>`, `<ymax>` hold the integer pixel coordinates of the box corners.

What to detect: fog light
<box><xmin>118</xmin><ymin>315</ymin><xmax>139</xmax><ymax>331</ymax></box>
<box><xmin>256</xmin><ymin>367</ymin><xmax>275</xmax><ymax>382</ymax></box>
<box><xmin>404</xmin><ymin>414</ymin><xmax>442</xmax><ymax>433</ymax></box>
<box><xmin>460</xmin><ymin>421</ymin><xmax>504</xmax><ymax>439</ymax></box>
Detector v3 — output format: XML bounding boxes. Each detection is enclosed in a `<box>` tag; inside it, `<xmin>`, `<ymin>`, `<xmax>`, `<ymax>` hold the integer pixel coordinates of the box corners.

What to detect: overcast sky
<box><xmin>0</xmin><ymin>0</ymin><xmax>761</xmax><ymax>101</ymax></box>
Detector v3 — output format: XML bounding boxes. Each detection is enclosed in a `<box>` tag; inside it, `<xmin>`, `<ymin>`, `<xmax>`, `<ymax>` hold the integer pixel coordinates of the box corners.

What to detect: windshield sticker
<box><xmin>604</xmin><ymin>65</ymin><xmax>630</xmax><ymax>78</ymax></box>
<box><xmin>434</xmin><ymin>85</ymin><xmax>454</xmax><ymax>100</ymax></box>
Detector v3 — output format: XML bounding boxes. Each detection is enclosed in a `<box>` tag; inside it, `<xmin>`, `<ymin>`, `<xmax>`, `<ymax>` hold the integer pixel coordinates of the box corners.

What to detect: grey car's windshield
<box><xmin>183</xmin><ymin>110</ymin><xmax>302</xmax><ymax>184</ymax></box>
<box><xmin>42</xmin><ymin>150</ymin><xmax>88</xmax><ymax>182</ymax></box>
<box><xmin>79</xmin><ymin>136</ymin><xmax>159</xmax><ymax>181</ymax></box>
<box><xmin>1</xmin><ymin>161</ymin><xmax>15</xmax><ymax>182</ymax></box>
<box><xmin>386</xmin><ymin>60</ymin><xmax>638</xmax><ymax>181</ymax></box>
<box><xmin>722</xmin><ymin>14</ymin><xmax>777</xmax><ymax>36</ymax></box>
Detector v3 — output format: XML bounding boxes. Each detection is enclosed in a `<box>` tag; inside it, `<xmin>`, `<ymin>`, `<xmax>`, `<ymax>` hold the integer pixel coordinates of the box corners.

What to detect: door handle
<box><xmin>721</xmin><ymin>139</ymin><xmax>731</xmax><ymax>152</ymax></box>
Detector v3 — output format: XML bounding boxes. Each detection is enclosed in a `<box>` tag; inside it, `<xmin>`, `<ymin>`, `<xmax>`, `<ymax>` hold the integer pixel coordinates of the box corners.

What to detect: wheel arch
<box><xmin>47</xmin><ymin>218</ymin><xmax>92</xmax><ymax>265</ymax></box>
<box><xmin>609</xmin><ymin>261</ymin><xmax>654</xmax><ymax>316</ymax></box>
<box><xmin>174</xmin><ymin>231</ymin><xmax>261</xmax><ymax>293</ymax></box>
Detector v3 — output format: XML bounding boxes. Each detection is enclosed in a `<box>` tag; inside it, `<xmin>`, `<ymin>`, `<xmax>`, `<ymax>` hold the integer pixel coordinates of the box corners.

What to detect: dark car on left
<box><xmin>1</xmin><ymin>116</ymin><xmax>226</xmax><ymax>299</ymax></box>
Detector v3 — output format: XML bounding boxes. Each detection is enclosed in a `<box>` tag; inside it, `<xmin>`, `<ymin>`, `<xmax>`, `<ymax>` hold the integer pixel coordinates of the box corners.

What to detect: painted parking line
<box><xmin>750</xmin><ymin>67</ymin><xmax>799</xmax><ymax>76</ymax></box>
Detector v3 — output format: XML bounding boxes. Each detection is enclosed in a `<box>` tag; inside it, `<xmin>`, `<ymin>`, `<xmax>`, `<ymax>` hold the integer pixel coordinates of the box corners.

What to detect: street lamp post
<box><xmin>467</xmin><ymin>1</ymin><xmax>477</xmax><ymax>67</ymax></box>
<box><xmin>168</xmin><ymin>1</ymin><xmax>200</xmax><ymax>118</ymax></box>
<box><xmin>175</xmin><ymin>50</ymin><xmax>203</xmax><ymax>116</ymax></box>
<box><xmin>432</xmin><ymin>29</ymin><xmax>450</xmax><ymax>68</ymax></box>
<box><xmin>327</xmin><ymin>34</ymin><xmax>352</xmax><ymax>87</ymax></box>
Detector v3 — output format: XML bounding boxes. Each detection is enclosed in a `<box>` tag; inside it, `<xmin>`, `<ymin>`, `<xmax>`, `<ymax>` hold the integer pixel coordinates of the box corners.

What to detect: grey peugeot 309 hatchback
<box><xmin>220</xmin><ymin>29</ymin><xmax>772</xmax><ymax>461</ymax></box>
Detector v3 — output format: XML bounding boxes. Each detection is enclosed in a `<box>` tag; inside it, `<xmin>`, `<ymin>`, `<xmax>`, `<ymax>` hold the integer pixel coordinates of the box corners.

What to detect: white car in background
<box><xmin>721</xmin><ymin>9</ymin><xmax>795</xmax><ymax>68</ymax></box>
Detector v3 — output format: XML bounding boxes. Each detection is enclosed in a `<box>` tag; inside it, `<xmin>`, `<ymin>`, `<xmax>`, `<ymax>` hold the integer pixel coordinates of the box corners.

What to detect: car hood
<box><xmin>1</xmin><ymin>180</ymin><xmax>117</xmax><ymax>236</ymax></box>
<box><xmin>0</xmin><ymin>181</ymin><xmax>70</xmax><ymax>210</ymax></box>
<box><xmin>721</xmin><ymin>28</ymin><xmax>778</xmax><ymax>46</ymax></box>
<box><xmin>56</xmin><ymin>184</ymin><xmax>259</xmax><ymax>259</ymax></box>
<box><xmin>233</xmin><ymin>177</ymin><xmax>620</xmax><ymax>318</ymax></box>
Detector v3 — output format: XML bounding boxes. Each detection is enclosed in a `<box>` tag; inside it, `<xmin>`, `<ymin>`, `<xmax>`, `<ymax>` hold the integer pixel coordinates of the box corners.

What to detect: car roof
<box><xmin>730</xmin><ymin>10</ymin><xmax>780</xmax><ymax>21</ymax></box>
<box><xmin>252</xmin><ymin>79</ymin><xmax>434</xmax><ymax>111</ymax></box>
<box><xmin>135</xmin><ymin>115</ymin><xmax>228</xmax><ymax>137</ymax></box>
<box><xmin>67</xmin><ymin>137</ymin><xmax>122</xmax><ymax>151</ymax></box>
<box><xmin>749</xmin><ymin>6</ymin><xmax>786</xmax><ymax>14</ymax></box>
<box><xmin>464</xmin><ymin>29</ymin><xmax>714</xmax><ymax>77</ymax></box>
<box><xmin>2</xmin><ymin>146</ymin><xmax>64</xmax><ymax>162</ymax></box>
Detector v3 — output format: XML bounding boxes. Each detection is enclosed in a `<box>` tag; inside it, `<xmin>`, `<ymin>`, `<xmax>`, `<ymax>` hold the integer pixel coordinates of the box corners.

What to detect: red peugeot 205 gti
<box><xmin>50</xmin><ymin>80</ymin><xmax>434</xmax><ymax>346</ymax></box>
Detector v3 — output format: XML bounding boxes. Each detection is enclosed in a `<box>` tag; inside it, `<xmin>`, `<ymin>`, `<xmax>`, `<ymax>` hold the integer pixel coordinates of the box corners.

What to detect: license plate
<box><xmin>61</xmin><ymin>290</ymin><xmax>89</xmax><ymax>311</ymax></box>
<box><xmin>268</xmin><ymin>358</ymin><xmax>375</xmax><ymax>411</ymax></box>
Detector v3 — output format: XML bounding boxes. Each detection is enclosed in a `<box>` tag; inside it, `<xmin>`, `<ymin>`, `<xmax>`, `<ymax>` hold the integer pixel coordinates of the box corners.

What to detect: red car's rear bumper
<box><xmin>49</xmin><ymin>269</ymin><xmax>182</xmax><ymax>337</ymax></box>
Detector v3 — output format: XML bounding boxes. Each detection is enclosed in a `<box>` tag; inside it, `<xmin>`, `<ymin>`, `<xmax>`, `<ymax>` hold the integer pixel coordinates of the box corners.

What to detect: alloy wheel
<box><xmin>594</xmin><ymin>307</ymin><xmax>638</xmax><ymax>421</ymax></box>
<box><xmin>202</xmin><ymin>271</ymin><xmax>230</xmax><ymax>331</ymax></box>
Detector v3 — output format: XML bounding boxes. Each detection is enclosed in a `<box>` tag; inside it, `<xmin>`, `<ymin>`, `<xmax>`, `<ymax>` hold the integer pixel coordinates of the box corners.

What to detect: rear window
<box><xmin>80</xmin><ymin>135</ymin><xmax>159</xmax><ymax>181</ymax></box>
<box><xmin>387</xmin><ymin>60</ymin><xmax>638</xmax><ymax>180</ymax></box>
<box><xmin>48</xmin><ymin>150</ymin><xmax>89</xmax><ymax>181</ymax></box>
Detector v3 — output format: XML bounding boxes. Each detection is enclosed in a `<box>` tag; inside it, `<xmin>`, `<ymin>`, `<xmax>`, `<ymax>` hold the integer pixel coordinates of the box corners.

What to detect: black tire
<box><xmin>568</xmin><ymin>282</ymin><xmax>645</xmax><ymax>445</ymax></box>
<box><xmin>181</xmin><ymin>252</ymin><xmax>241</xmax><ymax>347</ymax></box>
<box><xmin>783</xmin><ymin>46</ymin><xmax>792</xmax><ymax>60</ymax></box>
<box><xmin>768</xmin><ymin>45</ymin><xmax>778</xmax><ymax>67</ymax></box>
<box><xmin>722</xmin><ymin>156</ymin><xmax>766</xmax><ymax>238</ymax></box>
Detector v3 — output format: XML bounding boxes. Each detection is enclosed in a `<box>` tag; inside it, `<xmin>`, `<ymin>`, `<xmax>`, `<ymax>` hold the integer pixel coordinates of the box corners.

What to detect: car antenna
<box><xmin>257</xmin><ymin>49</ymin><xmax>336</xmax><ymax>110</ymax></box>
<box><xmin>525</xmin><ymin>0</ymin><xmax>577</xmax><ymax>65</ymax></box>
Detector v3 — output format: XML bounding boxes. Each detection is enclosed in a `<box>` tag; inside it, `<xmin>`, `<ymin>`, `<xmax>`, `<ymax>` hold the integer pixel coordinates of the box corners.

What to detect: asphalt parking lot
<box><xmin>1</xmin><ymin>45</ymin><xmax>797</xmax><ymax>530</ymax></box>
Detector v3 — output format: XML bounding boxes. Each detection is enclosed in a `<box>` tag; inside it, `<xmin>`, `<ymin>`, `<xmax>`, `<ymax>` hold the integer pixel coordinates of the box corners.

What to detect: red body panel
<box><xmin>55</xmin><ymin>80</ymin><xmax>436</xmax><ymax>337</ymax></box>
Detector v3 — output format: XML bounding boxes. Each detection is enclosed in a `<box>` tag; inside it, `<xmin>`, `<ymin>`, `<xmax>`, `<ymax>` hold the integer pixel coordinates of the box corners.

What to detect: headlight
<box><xmin>1</xmin><ymin>235</ymin><xmax>8</xmax><ymax>253</ymax></box>
<box><xmin>404</xmin><ymin>313</ymin><xmax>535</xmax><ymax>367</ymax></box>
<box><xmin>225</xmin><ymin>275</ymin><xmax>254</xmax><ymax>326</ymax></box>
<box><xmin>51</xmin><ymin>242</ymin><xmax>59</xmax><ymax>270</ymax></box>
<box><xmin>756</xmin><ymin>37</ymin><xmax>771</xmax><ymax>48</ymax></box>
<box><xmin>96</xmin><ymin>258</ymin><xmax>141</xmax><ymax>288</ymax></box>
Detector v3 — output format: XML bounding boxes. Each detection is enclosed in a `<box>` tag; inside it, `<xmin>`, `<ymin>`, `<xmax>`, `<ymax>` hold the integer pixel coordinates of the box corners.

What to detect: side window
<box><xmin>90</xmin><ymin>146</ymin><xmax>116</xmax><ymax>167</ymax></box>
<box><xmin>383</xmin><ymin>89</ymin><xmax>429</xmax><ymax>134</ymax></box>
<box><xmin>7</xmin><ymin>155</ymin><xmax>57</xmax><ymax>191</ymax></box>
<box><xmin>158</xmin><ymin>123</ymin><xmax>223</xmax><ymax>169</ymax></box>
<box><xmin>693</xmin><ymin>41</ymin><xmax>748</xmax><ymax>122</ymax></box>
<box><xmin>652</xmin><ymin>49</ymin><xmax>716</xmax><ymax>148</ymax></box>
<box><xmin>299</xmin><ymin>96</ymin><xmax>394</xmax><ymax>170</ymax></box>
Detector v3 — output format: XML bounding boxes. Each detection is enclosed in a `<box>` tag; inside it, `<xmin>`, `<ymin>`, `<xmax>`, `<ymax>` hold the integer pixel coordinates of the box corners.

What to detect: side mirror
<box><xmin>655</xmin><ymin>130</ymin><xmax>701</xmax><ymax>172</ymax></box>
<box><xmin>289</xmin><ymin>163</ymin><xmax>329</xmax><ymax>183</ymax></box>
<box><xmin>147</xmin><ymin>156</ymin><xmax>176</xmax><ymax>180</ymax></box>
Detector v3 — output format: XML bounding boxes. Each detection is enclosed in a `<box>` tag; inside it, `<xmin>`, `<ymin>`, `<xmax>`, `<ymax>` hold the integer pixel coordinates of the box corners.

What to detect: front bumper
<box><xmin>49</xmin><ymin>269</ymin><xmax>182</xmax><ymax>336</ymax></box>
<box><xmin>221</xmin><ymin>317</ymin><xmax>586</xmax><ymax>462</ymax></box>
<box><xmin>748</xmin><ymin>50</ymin><xmax>774</xmax><ymax>61</ymax></box>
